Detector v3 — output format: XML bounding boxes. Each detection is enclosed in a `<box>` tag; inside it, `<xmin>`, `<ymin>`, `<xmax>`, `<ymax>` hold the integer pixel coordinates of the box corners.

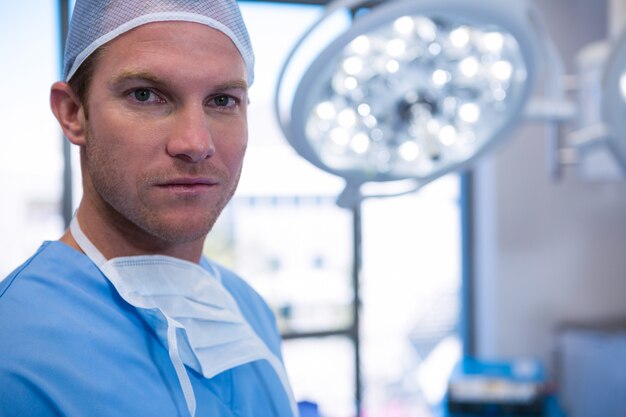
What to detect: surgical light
<box><xmin>276</xmin><ymin>0</ymin><xmax>544</xmax><ymax>207</ymax></box>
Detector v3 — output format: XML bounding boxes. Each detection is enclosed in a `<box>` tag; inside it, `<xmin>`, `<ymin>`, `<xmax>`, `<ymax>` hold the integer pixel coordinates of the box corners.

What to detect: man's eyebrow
<box><xmin>109</xmin><ymin>70</ymin><xmax>248</xmax><ymax>92</ymax></box>
<box><xmin>214</xmin><ymin>79</ymin><xmax>249</xmax><ymax>92</ymax></box>
<box><xmin>109</xmin><ymin>70</ymin><xmax>167</xmax><ymax>87</ymax></box>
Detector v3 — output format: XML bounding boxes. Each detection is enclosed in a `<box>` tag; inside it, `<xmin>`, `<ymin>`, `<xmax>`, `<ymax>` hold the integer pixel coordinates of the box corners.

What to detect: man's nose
<box><xmin>166</xmin><ymin>105</ymin><xmax>215</xmax><ymax>162</ymax></box>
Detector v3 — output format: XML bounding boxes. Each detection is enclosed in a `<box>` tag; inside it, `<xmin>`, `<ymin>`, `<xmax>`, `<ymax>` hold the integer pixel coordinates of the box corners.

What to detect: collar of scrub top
<box><xmin>69</xmin><ymin>216</ymin><xmax>299</xmax><ymax>417</ymax></box>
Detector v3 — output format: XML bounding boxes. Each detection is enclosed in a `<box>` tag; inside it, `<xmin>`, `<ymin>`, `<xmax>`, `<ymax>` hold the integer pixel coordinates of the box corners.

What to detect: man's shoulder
<box><xmin>0</xmin><ymin>241</ymin><xmax>55</xmax><ymax>293</ymax></box>
<box><xmin>0</xmin><ymin>243</ymin><xmax>187</xmax><ymax>417</ymax></box>
<box><xmin>0</xmin><ymin>240</ymin><xmax>120</xmax><ymax>342</ymax></box>
<box><xmin>0</xmin><ymin>240</ymin><xmax>102</xmax><ymax>300</ymax></box>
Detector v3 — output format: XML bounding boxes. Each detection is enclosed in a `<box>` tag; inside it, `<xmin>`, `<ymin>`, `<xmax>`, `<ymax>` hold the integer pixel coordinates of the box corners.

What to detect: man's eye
<box><xmin>132</xmin><ymin>89</ymin><xmax>156</xmax><ymax>102</ymax></box>
<box><xmin>213</xmin><ymin>95</ymin><xmax>234</xmax><ymax>107</ymax></box>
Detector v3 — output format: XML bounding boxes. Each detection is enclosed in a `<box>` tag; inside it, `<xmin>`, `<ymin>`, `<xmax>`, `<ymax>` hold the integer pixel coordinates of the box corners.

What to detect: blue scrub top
<box><xmin>0</xmin><ymin>241</ymin><xmax>293</xmax><ymax>417</ymax></box>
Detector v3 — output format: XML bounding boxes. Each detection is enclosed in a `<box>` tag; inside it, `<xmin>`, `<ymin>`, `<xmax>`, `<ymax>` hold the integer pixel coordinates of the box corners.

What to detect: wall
<box><xmin>473</xmin><ymin>0</ymin><xmax>626</xmax><ymax>373</ymax></box>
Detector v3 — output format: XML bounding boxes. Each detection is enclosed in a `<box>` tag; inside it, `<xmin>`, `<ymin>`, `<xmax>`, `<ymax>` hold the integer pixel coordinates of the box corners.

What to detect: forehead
<box><xmin>91</xmin><ymin>21</ymin><xmax>247</xmax><ymax>85</ymax></box>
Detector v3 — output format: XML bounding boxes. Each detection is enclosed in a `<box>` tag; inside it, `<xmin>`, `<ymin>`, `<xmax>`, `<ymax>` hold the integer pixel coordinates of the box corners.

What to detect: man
<box><xmin>0</xmin><ymin>1</ymin><xmax>297</xmax><ymax>416</ymax></box>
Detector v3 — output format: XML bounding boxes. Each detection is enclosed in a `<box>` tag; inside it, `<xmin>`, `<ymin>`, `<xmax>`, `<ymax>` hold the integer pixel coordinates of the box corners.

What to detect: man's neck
<box><xmin>61</xmin><ymin>205</ymin><xmax>205</xmax><ymax>263</ymax></box>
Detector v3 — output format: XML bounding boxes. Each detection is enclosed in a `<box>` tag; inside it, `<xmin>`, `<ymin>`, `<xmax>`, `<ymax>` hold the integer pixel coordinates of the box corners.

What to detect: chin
<box><xmin>139</xmin><ymin>214</ymin><xmax>216</xmax><ymax>246</ymax></box>
<box><xmin>161</xmin><ymin>222</ymin><xmax>214</xmax><ymax>244</ymax></box>
<box><xmin>132</xmin><ymin>200</ymin><xmax>228</xmax><ymax>246</ymax></box>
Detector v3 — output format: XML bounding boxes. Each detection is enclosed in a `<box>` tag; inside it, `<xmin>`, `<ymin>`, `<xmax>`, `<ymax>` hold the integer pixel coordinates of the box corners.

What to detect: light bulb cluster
<box><xmin>304</xmin><ymin>14</ymin><xmax>528</xmax><ymax>179</ymax></box>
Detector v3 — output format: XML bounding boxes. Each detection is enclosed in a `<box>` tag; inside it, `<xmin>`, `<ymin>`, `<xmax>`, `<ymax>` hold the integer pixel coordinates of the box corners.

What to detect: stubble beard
<box><xmin>83</xmin><ymin>125</ymin><xmax>242</xmax><ymax>249</ymax></box>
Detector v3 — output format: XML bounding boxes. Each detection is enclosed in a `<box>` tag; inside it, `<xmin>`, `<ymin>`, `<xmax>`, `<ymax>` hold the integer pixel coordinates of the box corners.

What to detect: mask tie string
<box><xmin>166</xmin><ymin>318</ymin><xmax>197</xmax><ymax>417</ymax></box>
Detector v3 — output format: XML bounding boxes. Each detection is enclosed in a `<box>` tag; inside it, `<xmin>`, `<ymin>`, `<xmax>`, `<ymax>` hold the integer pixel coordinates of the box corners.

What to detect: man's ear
<box><xmin>50</xmin><ymin>82</ymin><xmax>87</xmax><ymax>146</ymax></box>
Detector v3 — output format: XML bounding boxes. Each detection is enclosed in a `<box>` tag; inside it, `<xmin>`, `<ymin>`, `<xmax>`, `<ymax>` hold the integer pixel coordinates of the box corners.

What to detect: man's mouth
<box><xmin>156</xmin><ymin>177</ymin><xmax>219</xmax><ymax>193</ymax></box>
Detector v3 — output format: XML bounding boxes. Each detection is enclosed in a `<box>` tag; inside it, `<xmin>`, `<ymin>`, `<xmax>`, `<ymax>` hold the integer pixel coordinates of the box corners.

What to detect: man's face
<box><xmin>81</xmin><ymin>21</ymin><xmax>248</xmax><ymax>248</ymax></box>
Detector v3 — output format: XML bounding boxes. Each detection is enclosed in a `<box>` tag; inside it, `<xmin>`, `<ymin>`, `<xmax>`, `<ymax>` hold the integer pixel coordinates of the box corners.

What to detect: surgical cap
<box><xmin>63</xmin><ymin>0</ymin><xmax>255</xmax><ymax>85</ymax></box>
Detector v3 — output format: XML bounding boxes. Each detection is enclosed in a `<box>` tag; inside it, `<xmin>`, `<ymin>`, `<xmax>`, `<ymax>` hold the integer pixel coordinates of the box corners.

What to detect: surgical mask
<box><xmin>70</xmin><ymin>217</ymin><xmax>298</xmax><ymax>417</ymax></box>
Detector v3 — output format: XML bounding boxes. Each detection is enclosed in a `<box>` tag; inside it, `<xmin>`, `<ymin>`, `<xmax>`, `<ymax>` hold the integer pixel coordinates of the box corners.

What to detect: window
<box><xmin>0</xmin><ymin>2</ymin><xmax>64</xmax><ymax>278</ymax></box>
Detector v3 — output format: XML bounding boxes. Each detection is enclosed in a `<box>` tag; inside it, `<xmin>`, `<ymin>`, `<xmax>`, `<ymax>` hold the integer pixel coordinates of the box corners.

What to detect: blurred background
<box><xmin>1</xmin><ymin>1</ymin><xmax>625</xmax><ymax>416</ymax></box>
